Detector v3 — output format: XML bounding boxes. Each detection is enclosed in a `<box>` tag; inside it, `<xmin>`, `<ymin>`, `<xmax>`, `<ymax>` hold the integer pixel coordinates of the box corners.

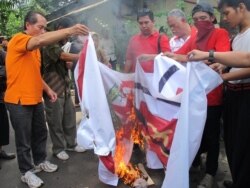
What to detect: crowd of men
<box><xmin>1</xmin><ymin>0</ymin><xmax>250</xmax><ymax>188</ymax></box>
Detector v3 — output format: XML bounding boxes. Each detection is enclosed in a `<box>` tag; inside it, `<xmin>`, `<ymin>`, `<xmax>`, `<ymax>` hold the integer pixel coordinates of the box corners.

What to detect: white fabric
<box><xmin>61</xmin><ymin>41</ymin><xmax>72</xmax><ymax>53</ymax></box>
<box><xmin>162</xmin><ymin>61</ymin><xmax>222</xmax><ymax>188</ymax></box>
<box><xmin>75</xmin><ymin>35</ymin><xmax>222</xmax><ymax>187</ymax></box>
<box><xmin>169</xmin><ymin>36</ymin><xmax>190</xmax><ymax>52</ymax></box>
<box><xmin>98</xmin><ymin>160</ymin><xmax>119</xmax><ymax>186</ymax></box>
<box><xmin>146</xmin><ymin>149</ymin><xmax>164</xmax><ymax>169</ymax></box>
<box><xmin>61</xmin><ymin>41</ymin><xmax>72</xmax><ymax>79</ymax></box>
<box><xmin>135</xmin><ymin>56</ymin><xmax>185</xmax><ymax>121</ymax></box>
<box><xmin>76</xmin><ymin>35</ymin><xmax>116</xmax><ymax>156</ymax></box>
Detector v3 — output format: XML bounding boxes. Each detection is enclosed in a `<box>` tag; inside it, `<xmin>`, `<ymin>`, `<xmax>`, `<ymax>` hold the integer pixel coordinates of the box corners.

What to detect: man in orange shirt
<box><xmin>5</xmin><ymin>11</ymin><xmax>88</xmax><ymax>188</ymax></box>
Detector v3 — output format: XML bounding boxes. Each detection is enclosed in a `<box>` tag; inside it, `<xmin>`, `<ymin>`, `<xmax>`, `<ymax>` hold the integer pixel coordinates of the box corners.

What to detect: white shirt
<box><xmin>169</xmin><ymin>36</ymin><xmax>190</xmax><ymax>52</ymax></box>
<box><xmin>229</xmin><ymin>28</ymin><xmax>250</xmax><ymax>84</ymax></box>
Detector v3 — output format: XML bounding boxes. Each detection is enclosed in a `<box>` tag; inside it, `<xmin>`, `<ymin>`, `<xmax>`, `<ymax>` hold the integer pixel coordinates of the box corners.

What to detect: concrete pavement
<box><xmin>0</xmin><ymin>108</ymin><xmax>232</xmax><ymax>188</ymax></box>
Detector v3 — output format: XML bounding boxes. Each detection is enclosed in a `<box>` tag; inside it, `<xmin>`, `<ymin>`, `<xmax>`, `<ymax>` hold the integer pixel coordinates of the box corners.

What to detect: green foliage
<box><xmin>34</xmin><ymin>0</ymin><xmax>76</xmax><ymax>14</ymax></box>
<box><xmin>1</xmin><ymin>0</ymin><xmax>76</xmax><ymax>37</ymax></box>
<box><xmin>176</xmin><ymin>0</ymin><xmax>193</xmax><ymax>24</ymax></box>
<box><xmin>0</xmin><ymin>0</ymin><xmax>26</xmax><ymax>35</ymax></box>
<box><xmin>176</xmin><ymin>0</ymin><xmax>185</xmax><ymax>11</ymax></box>
<box><xmin>5</xmin><ymin>12</ymin><xmax>23</xmax><ymax>37</ymax></box>
<box><xmin>154</xmin><ymin>11</ymin><xmax>171</xmax><ymax>36</ymax></box>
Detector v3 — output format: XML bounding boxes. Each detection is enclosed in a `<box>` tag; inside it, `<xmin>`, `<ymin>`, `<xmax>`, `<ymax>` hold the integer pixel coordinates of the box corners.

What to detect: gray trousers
<box><xmin>44</xmin><ymin>94</ymin><xmax>76</xmax><ymax>155</ymax></box>
<box><xmin>6</xmin><ymin>102</ymin><xmax>47</xmax><ymax>174</ymax></box>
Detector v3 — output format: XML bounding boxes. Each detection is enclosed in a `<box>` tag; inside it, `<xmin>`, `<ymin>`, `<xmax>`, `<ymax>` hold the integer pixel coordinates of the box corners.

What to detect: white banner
<box><xmin>75</xmin><ymin>35</ymin><xmax>223</xmax><ymax>187</ymax></box>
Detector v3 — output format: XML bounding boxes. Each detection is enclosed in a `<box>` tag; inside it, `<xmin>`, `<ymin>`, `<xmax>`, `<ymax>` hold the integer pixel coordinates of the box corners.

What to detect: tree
<box><xmin>1</xmin><ymin>0</ymin><xmax>77</xmax><ymax>37</ymax></box>
<box><xmin>34</xmin><ymin>0</ymin><xmax>77</xmax><ymax>14</ymax></box>
<box><xmin>0</xmin><ymin>0</ymin><xmax>28</xmax><ymax>35</ymax></box>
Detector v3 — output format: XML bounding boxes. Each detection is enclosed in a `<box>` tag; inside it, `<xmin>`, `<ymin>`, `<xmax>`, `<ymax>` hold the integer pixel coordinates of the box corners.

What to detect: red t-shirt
<box><xmin>178</xmin><ymin>28</ymin><xmax>231</xmax><ymax>106</ymax></box>
<box><xmin>126</xmin><ymin>31</ymin><xmax>170</xmax><ymax>72</ymax></box>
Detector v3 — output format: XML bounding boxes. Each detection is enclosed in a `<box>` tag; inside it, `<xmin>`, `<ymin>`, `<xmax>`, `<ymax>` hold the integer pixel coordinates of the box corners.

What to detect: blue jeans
<box><xmin>6</xmin><ymin>102</ymin><xmax>47</xmax><ymax>174</ymax></box>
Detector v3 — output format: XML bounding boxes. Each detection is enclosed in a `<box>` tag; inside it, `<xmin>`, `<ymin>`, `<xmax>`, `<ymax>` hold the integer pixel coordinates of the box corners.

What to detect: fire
<box><xmin>116</xmin><ymin>161</ymin><xmax>141</xmax><ymax>185</ymax></box>
<box><xmin>127</xmin><ymin>93</ymin><xmax>144</xmax><ymax>148</ymax></box>
<box><xmin>113</xmin><ymin>88</ymin><xmax>145</xmax><ymax>186</ymax></box>
<box><xmin>114</xmin><ymin>128</ymin><xmax>142</xmax><ymax>186</ymax></box>
<box><xmin>131</xmin><ymin>122</ymin><xmax>144</xmax><ymax>149</ymax></box>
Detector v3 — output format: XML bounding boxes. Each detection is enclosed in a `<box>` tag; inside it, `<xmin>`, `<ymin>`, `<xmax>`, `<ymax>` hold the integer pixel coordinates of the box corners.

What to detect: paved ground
<box><xmin>0</xmin><ymin>108</ymin><xmax>232</xmax><ymax>188</ymax></box>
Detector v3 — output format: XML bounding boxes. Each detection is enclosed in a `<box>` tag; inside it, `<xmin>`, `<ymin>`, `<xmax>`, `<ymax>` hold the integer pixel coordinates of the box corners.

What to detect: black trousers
<box><xmin>223</xmin><ymin>89</ymin><xmax>250</xmax><ymax>188</ymax></box>
<box><xmin>0</xmin><ymin>103</ymin><xmax>9</xmax><ymax>146</ymax></box>
<box><xmin>193</xmin><ymin>105</ymin><xmax>222</xmax><ymax>176</ymax></box>
<box><xmin>6</xmin><ymin>102</ymin><xmax>47</xmax><ymax>174</ymax></box>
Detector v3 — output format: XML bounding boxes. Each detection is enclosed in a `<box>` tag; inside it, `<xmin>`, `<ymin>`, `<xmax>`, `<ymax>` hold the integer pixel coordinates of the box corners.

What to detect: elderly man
<box><xmin>167</xmin><ymin>9</ymin><xmax>197</xmax><ymax>53</ymax></box>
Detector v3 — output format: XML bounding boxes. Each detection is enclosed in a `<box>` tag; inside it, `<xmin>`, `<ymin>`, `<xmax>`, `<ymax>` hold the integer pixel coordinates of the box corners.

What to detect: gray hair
<box><xmin>167</xmin><ymin>9</ymin><xmax>187</xmax><ymax>21</ymax></box>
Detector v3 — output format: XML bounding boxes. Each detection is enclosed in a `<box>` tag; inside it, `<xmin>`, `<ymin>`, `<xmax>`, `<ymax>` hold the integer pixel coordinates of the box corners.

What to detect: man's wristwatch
<box><xmin>208</xmin><ymin>50</ymin><xmax>215</xmax><ymax>63</ymax></box>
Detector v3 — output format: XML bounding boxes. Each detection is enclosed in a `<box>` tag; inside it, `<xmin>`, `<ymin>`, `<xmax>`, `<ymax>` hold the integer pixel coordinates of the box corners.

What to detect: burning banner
<box><xmin>75</xmin><ymin>35</ymin><xmax>222</xmax><ymax>187</ymax></box>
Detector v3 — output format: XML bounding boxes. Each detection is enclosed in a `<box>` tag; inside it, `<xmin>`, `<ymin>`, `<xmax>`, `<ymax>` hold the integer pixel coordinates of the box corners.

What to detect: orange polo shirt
<box><xmin>5</xmin><ymin>33</ymin><xmax>43</xmax><ymax>105</ymax></box>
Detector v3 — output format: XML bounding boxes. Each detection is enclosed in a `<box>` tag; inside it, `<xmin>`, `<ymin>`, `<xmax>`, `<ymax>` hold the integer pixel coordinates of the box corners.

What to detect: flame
<box><xmin>116</xmin><ymin>161</ymin><xmax>141</xmax><ymax>185</ymax></box>
<box><xmin>114</xmin><ymin>128</ymin><xmax>142</xmax><ymax>186</ymax></box>
<box><xmin>131</xmin><ymin>122</ymin><xmax>144</xmax><ymax>149</ymax></box>
<box><xmin>113</xmin><ymin>89</ymin><xmax>145</xmax><ymax>186</ymax></box>
<box><xmin>127</xmin><ymin>92</ymin><xmax>144</xmax><ymax>149</ymax></box>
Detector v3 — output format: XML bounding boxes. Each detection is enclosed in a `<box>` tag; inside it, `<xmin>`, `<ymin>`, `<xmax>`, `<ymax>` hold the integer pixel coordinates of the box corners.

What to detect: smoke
<box><xmin>48</xmin><ymin>0</ymin><xmax>167</xmax><ymax>66</ymax></box>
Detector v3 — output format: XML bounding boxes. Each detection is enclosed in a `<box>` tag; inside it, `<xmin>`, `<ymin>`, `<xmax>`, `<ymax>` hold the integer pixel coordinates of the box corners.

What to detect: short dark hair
<box><xmin>55</xmin><ymin>17</ymin><xmax>74</xmax><ymax>30</ymax></box>
<box><xmin>218</xmin><ymin>0</ymin><xmax>250</xmax><ymax>11</ymax></box>
<box><xmin>24</xmin><ymin>11</ymin><xmax>45</xmax><ymax>30</ymax></box>
<box><xmin>137</xmin><ymin>8</ymin><xmax>154</xmax><ymax>21</ymax></box>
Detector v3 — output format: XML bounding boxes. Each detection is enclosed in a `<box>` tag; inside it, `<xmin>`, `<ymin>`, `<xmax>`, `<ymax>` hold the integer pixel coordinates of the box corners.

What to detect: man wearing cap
<box><xmin>164</xmin><ymin>2</ymin><xmax>230</xmax><ymax>188</ymax></box>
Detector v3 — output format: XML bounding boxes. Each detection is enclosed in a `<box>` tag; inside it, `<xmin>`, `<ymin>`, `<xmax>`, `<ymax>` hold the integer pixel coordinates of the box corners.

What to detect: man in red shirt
<box><xmin>124</xmin><ymin>8</ymin><xmax>170</xmax><ymax>73</ymax></box>
<box><xmin>191</xmin><ymin>3</ymin><xmax>230</xmax><ymax>188</ymax></box>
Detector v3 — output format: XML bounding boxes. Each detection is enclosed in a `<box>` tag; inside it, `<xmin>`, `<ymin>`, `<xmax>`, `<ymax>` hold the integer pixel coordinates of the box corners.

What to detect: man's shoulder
<box><xmin>214</xmin><ymin>27</ymin><xmax>229</xmax><ymax>35</ymax></box>
<box><xmin>154</xmin><ymin>32</ymin><xmax>169</xmax><ymax>42</ymax></box>
<box><xmin>9</xmin><ymin>32</ymin><xmax>29</xmax><ymax>43</ymax></box>
<box><xmin>131</xmin><ymin>33</ymin><xmax>141</xmax><ymax>39</ymax></box>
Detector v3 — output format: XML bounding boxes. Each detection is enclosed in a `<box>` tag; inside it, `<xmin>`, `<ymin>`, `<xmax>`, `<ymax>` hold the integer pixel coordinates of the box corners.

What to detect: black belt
<box><xmin>225</xmin><ymin>82</ymin><xmax>250</xmax><ymax>91</ymax></box>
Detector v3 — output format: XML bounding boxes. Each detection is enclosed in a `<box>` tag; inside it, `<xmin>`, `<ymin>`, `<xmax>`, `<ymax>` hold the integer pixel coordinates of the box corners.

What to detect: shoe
<box><xmin>223</xmin><ymin>180</ymin><xmax>233</xmax><ymax>188</ymax></box>
<box><xmin>197</xmin><ymin>173</ymin><xmax>214</xmax><ymax>188</ymax></box>
<box><xmin>67</xmin><ymin>145</ymin><xmax>86</xmax><ymax>153</ymax></box>
<box><xmin>34</xmin><ymin>161</ymin><xmax>58</xmax><ymax>173</ymax></box>
<box><xmin>21</xmin><ymin>171</ymin><xmax>44</xmax><ymax>188</ymax></box>
<box><xmin>0</xmin><ymin>150</ymin><xmax>16</xmax><ymax>160</ymax></box>
<box><xmin>56</xmin><ymin>151</ymin><xmax>69</xmax><ymax>160</ymax></box>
